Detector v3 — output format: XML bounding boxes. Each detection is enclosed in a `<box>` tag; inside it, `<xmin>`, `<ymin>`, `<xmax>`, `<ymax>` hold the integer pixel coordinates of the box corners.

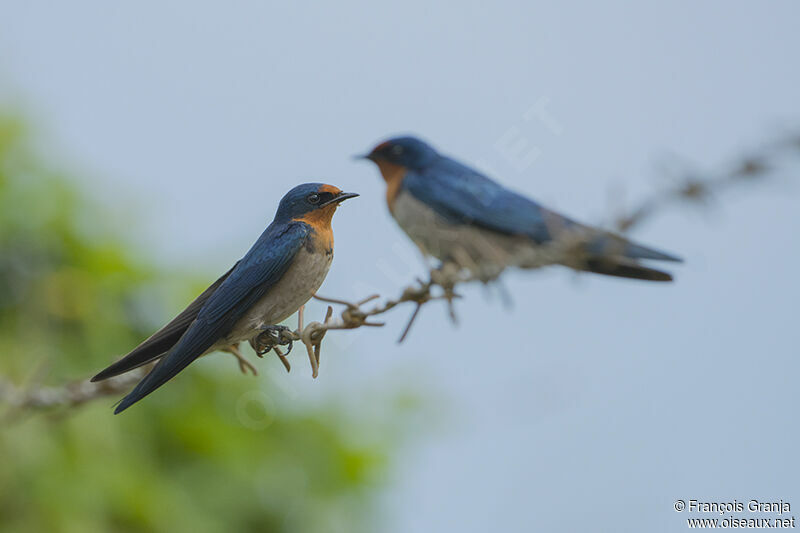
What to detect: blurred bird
<box><xmin>92</xmin><ymin>183</ymin><xmax>358</xmax><ymax>413</ymax></box>
<box><xmin>358</xmin><ymin>136</ymin><xmax>681</xmax><ymax>282</ymax></box>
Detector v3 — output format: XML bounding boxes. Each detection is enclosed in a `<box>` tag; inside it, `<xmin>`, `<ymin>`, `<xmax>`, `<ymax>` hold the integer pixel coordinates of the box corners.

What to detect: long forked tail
<box><xmin>579</xmin><ymin>232</ymin><xmax>681</xmax><ymax>281</ymax></box>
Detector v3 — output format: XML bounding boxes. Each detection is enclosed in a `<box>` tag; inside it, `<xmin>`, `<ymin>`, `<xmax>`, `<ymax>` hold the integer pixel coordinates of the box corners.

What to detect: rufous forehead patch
<box><xmin>319</xmin><ymin>184</ymin><xmax>342</xmax><ymax>195</ymax></box>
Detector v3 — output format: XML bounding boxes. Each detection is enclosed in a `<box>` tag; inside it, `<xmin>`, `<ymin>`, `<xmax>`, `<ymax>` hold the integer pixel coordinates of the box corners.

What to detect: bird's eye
<box><xmin>307</xmin><ymin>193</ymin><xmax>320</xmax><ymax>204</ymax></box>
<box><xmin>391</xmin><ymin>145</ymin><xmax>404</xmax><ymax>155</ymax></box>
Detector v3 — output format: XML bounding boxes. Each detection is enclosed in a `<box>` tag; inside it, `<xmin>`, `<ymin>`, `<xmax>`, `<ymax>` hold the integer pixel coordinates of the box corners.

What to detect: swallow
<box><xmin>358</xmin><ymin>136</ymin><xmax>681</xmax><ymax>282</ymax></box>
<box><xmin>92</xmin><ymin>183</ymin><xmax>358</xmax><ymax>413</ymax></box>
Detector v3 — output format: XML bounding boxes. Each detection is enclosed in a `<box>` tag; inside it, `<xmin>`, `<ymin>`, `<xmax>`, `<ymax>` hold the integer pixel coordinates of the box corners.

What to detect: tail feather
<box><xmin>582</xmin><ymin>257</ymin><xmax>673</xmax><ymax>282</ymax></box>
<box><xmin>623</xmin><ymin>241</ymin><xmax>682</xmax><ymax>263</ymax></box>
<box><xmin>113</xmin><ymin>348</ymin><xmax>200</xmax><ymax>414</ymax></box>
<box><xmin>586</xmin><ymin>234</ymin><xmax>682</xmax><ymax>263</ymax></box>
<box><xmin>91</xmin><ymin>334</ymin><xmax>178</xmax><ymax>382</ymax></box>
<box><xmin>91</xmin><ymin>262</ymin><xmax>238</xmax><ymax>382</ymax></box>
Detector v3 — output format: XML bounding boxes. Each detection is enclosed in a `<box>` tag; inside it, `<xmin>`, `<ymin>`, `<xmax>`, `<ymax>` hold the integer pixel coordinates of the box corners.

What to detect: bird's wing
<box><xmin>91</xmin><ymin>262</ymin><xmax>240</xmax><ymax>382</ymax></box>
<box><xmin>405</xmin><ymin>157</ymin><xmax>681</xmax><ymax>262</ymax></box>
<box><xmin>405</xmin><ymin>157</ymin><xmax>558</xmax><ymax>242</ymax></box>
<box><xmin>114</xmin><ymin>222</ymin><xmax>309</xmax><ymax>413</ymax></box>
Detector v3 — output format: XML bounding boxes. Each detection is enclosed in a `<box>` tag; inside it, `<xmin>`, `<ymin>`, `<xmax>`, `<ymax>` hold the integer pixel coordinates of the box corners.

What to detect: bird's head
<box><xmin>275</xmin><ymin>183</ymin><xmax>358</xmax><ymax>226</ymax></box>
<box><xmin>357</xmin><ymin>136</ymin><xmax>439</xmax><ymax>171</ymax></box>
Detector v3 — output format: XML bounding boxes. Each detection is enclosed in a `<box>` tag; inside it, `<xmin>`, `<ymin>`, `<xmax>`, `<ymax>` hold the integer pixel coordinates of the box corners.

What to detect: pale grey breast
<box><xmin>216</xmin><ymin>244</ymin><xmax>333</xmax><ymax>347</ymax></box>
<box><xmin>392</xmin><ymin>189</ymin><xmax>555</xmax><ymax>279</ymax></box>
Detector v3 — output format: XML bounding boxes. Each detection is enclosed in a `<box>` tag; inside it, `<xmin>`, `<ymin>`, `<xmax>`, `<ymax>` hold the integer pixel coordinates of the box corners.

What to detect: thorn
<box><xmin>273</xmin><ymin>346</ymin><xmax>291</xmax><ymax>373</ymax></box>
<box><xmin>357</xmin><ymin>294</ymin><xmax>380</xmax><ymax>306</ymax></box>
<box><xmin>305</xmin><ymin>342</ymin><xmax>319</xmax><ymax>379</ymax></box>
<box><xmin>313</xmin><ymin>294</ymin><xmax>353</xmax><ymax>308</ymax></box>
<box><xmin>447</xmin><ymin>302</ymin><xmax>458</xmax><ymax>324</ymax></box>
<box><xmin>398</xmin><ymin>303</ymin><xmax>423</xmax><ymax>343</ymax></box>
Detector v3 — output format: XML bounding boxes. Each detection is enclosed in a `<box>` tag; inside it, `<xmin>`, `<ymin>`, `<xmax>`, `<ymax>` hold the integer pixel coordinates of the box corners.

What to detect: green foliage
<box><xmin>0</xmin><ymin>113</ymin><xmax>404</xmax><ymax>533</ymax></box>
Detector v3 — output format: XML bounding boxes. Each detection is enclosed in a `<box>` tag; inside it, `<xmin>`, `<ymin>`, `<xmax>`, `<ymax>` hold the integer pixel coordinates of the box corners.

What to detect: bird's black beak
<box><xmin>321</xmin><ymin>191</ymin><xmax>359</xmax><ymax>207</ymax></box>
<box><xmin>353</xmin><ymin>153</ymin><xmax>376</xmax><ymax>162</ymax></box>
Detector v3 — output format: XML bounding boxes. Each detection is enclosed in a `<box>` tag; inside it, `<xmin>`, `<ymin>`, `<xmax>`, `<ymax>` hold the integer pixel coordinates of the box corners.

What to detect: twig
<box><xmin>1</xmin><ymin>366</ymin><xmax>152</xmax><ymax>418</ymax></box>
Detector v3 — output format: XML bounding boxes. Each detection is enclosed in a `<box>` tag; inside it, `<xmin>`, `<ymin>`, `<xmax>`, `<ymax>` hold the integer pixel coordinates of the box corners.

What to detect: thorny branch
<box><xmin>2</xmin><ymin>130</ymin><xmax>798</xmax><ymax>413</ymax></box>
<box><xmin>611</xmin><ymin>133</ymin><xmax>798</xmax><ymax>232</ymax></box>
<box><xmin>0</xmin><ymin>366</ymin><xmax>151</xmax><ymax>416</ymax></box>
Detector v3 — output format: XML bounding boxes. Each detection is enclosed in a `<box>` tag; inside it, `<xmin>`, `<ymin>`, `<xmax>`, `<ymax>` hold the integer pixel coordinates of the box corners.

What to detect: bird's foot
<box><xmin>250</xmin><ymin>325</ymin><xmax>295</xmax><ymax>373</ymax></box>
<box><xmin>250</xmin><ymin>325</ymin><xmax>295</xmax><ymax>358</ymax></box>
<box><xmin>223</xmin><ymin>343</ymin><xmax>258</xmax><ymax>376</ymax></box>
<box><xmin>429</xmin><ymin>261</ymin><xmax>462</xmax><ymax>324</ymax></box>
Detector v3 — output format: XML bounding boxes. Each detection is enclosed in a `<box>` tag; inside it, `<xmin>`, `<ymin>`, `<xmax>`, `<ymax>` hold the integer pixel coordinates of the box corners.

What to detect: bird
<box><xmin>92</xmin><ymin>183</ymin><xmax>358</xmax><ymax>413</ymax></box>
<box><xmin>358</xmin><ymin>135</ymin><xmax>681</xmax><ymax>282</ymax></box>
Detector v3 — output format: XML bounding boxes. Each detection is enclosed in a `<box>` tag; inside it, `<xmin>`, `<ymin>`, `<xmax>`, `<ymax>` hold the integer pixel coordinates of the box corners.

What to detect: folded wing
<box><xmin>114</xmin><ymin>223</ymin><xmax>308</xmax><ymax>413</ymax></box>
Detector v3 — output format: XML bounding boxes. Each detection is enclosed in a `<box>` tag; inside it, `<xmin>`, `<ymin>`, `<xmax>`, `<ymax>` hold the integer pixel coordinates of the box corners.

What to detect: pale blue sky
<box><xmin>2</xmin><ymin>2</ymin><xmax>798</xmax><ymax>531</ymax></box>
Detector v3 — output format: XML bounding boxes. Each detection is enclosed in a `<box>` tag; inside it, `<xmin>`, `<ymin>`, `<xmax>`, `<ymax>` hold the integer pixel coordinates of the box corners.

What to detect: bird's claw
<box><xmin>250</xmin><ymin>325</ymin><xmax>295</xmax><ymax>358</ymax></box>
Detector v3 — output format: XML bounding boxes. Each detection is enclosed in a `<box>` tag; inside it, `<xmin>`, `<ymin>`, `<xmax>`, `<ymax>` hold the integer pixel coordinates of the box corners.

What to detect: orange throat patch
<box><xmin>376</xmin><ymin>160</ymin><xmax>407</xmax><ymax>213</ymax></box>
<box><xmin>294</xmin><ymin>205</ymin><xmax>336</xmax><ymax>250</ymax></box>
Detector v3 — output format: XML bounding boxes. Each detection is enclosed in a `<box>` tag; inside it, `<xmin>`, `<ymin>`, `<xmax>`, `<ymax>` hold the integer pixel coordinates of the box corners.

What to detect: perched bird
<box><xmin>92</xmin><ymin>183</ymin><xmax>358</xmax><ymax>413</ymax></box>
<box><xmin>358</xmin><ymin>136</ymin><xmax>681</xmax><ymax>282</ymax></box>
